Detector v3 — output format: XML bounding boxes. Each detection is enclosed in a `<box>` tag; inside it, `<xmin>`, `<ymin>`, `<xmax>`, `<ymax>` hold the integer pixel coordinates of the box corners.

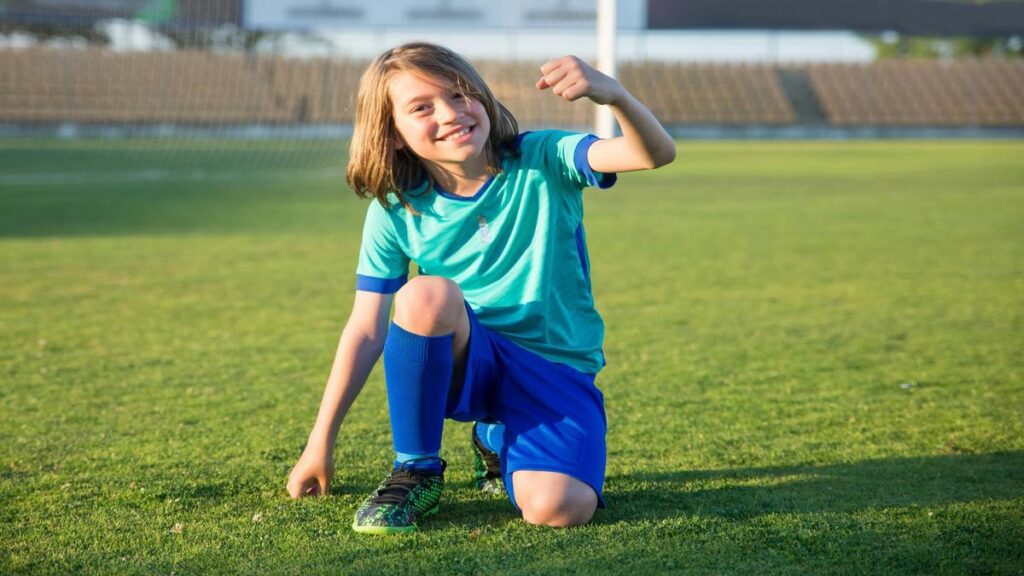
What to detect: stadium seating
<box><xmin>808</xmin><ymin>59</ymin><xmax>1024</xmax><ymax>126</ymax></box>
<box><xmin>1</xmin><ymin>47</ymin><xmax>1022</xmax><ymax>127</ymax></box>
<box><xmin>619</xmin><ymin>62</ymin><xmax>795</xmax><ymax>124</ymax></box>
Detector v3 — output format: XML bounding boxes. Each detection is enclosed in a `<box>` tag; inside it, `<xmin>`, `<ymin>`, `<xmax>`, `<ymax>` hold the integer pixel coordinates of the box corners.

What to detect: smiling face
<box><xmin>388</xmin><ymin>71</ymin><xmax>491</xmax><ymax>179</ymax></box>
<box><xmin>347</xmin><ymin>43</ymin><xmax>520</xmax><ymax>207</ymax></box>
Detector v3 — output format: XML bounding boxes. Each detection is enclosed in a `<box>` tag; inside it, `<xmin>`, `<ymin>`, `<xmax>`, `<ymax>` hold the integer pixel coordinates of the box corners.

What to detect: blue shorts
<box><xmin>445</xmin><ymin>302</ymin><xmax>608</xmax><ymax>508</ymax></box>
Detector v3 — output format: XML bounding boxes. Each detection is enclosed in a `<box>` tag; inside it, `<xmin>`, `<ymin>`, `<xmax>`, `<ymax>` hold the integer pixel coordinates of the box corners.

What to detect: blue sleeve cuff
<box><xmin>514</xmin><ymin>131</ymin><xmax>532</xmax><ymax>151</ymax></box>
<box><xmin>356</xmin><ymin>274</ymin><xmax>407</xmax><ymax>294</ymax></box>
<box><xmin>573</xmin><ymin>134</ymin><xmax>617</xmax><ymax>189</ymax></box>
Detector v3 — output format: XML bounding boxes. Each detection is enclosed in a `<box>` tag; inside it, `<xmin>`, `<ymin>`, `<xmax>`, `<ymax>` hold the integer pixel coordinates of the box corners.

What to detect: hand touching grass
<box><xmin>286</xmin><ymin>441</ymin><xmax>333</xmax><ymax>498</ymax></box>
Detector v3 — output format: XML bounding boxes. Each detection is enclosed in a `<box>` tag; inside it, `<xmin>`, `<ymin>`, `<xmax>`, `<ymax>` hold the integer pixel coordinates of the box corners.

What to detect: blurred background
<box><xmin>1</xmin><ymin>0</ymin><xmax>1022</xmax><ymax>170</ymax></box>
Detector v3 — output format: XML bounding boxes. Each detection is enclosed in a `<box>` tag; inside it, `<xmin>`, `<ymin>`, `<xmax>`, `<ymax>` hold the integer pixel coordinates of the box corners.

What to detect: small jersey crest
<box><xmin>477</xmin><ymin>215</ymin><xmax>492</xmax><ymax>245</ymax></box>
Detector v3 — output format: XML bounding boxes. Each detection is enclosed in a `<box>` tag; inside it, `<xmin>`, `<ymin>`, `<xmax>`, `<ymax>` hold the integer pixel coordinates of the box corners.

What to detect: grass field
<box><xmin>1</xmin><ymin>139</ymin><xmax>1022</xmax><ymax>574</ymax></box>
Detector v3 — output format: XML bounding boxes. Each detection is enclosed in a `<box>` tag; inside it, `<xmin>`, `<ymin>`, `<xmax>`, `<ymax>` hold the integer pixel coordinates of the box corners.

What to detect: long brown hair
<box><xmin>347</xmin><ymin>42</ymin><xmax>519</xmax><ymax>209</ymax></box>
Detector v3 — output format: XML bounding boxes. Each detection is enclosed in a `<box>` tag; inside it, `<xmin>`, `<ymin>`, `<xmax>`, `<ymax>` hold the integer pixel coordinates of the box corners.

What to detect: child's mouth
<box><xmin>441</xmin><ymin>126</ymin><xmax>473</xmax><ymax>143</ymax></box>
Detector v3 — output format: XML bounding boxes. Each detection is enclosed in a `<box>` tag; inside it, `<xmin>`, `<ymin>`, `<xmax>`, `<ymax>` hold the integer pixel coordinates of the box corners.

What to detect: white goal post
<box><xmin>596</xmin><ymin>0</ymin><xmax>618</xmax><ymax>139</ymax></box>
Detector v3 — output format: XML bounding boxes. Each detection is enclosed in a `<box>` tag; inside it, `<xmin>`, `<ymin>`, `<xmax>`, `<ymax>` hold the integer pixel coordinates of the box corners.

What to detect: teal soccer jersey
<box><xmin>356</xmin><ymin>130</ymin><xmax>616</xmax><ymax>373</ymax></box>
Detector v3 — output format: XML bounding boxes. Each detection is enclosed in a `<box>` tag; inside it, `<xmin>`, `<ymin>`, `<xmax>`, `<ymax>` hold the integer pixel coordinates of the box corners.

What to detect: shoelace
<box><xmin>369</xmin><ymin>469</ymin><xmax>435</xmax><ymax>505</ymax></box>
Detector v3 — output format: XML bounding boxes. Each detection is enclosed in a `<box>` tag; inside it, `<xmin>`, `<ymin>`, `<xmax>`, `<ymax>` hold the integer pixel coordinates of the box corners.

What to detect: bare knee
<box><xmin>393</xmin><ymin>276</ymin><xmax>464</xmax><ymax>336</ymax></box>
<box><xmin>517</xmin><ymin>483</ymin><xmax>597</xmax><ymax>528</ymax></box>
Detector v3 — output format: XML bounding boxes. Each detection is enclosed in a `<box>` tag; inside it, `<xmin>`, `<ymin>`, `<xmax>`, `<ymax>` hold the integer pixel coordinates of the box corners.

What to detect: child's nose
<box><xmin>436</xmin><ymin>99</ymin><xmax>461</xmax><ymax>123</ymax></box>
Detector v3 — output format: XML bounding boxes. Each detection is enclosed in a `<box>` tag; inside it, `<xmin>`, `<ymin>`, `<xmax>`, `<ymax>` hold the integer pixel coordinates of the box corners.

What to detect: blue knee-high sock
<box><xmin>383</xmin><ymin>322</ymin><xmax>452</xmax><ymax>473</ymax></box>
<box><xmin>475</xmin><ymin>421</ymin><xmax>505</xmax><ymax>455</ymax></box>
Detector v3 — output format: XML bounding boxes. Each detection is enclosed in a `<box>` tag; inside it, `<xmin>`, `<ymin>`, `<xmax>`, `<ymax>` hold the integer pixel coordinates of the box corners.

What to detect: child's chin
<box><xmin>451</xmin><ymin>146</ymin><xmax>485</xmax><ymax>160</ymax></box>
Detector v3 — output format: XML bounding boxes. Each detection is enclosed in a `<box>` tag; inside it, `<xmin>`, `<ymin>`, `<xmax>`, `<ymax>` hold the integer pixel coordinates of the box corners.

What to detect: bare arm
<box><xmin>537</xmin><ymin>56</ymin><xmax>676</xmax><ymax>173</ymax></box>
<box><xmin>286</xmin><ymin>290</ymin><xmax>392</xmax><ymax>498</ymax></box>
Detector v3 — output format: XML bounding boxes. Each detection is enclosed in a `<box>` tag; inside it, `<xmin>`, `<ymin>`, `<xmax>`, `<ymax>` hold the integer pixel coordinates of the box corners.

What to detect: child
<box><xmin>286</xmin><ymin>42</ymin><xmax>674</xmax><ymax>533</ymax></box>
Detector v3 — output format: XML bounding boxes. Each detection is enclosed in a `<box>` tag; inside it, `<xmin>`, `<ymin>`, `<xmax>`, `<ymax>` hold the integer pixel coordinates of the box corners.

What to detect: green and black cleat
<box><xmin>352</xmin><ymin>460</ymin><xmax>446</xmax><ymax>534</ymax></box>
<box><xmin>472</xmin><ymin>423</ymin><xmax>504</xmax><ymax>495</ymax></box>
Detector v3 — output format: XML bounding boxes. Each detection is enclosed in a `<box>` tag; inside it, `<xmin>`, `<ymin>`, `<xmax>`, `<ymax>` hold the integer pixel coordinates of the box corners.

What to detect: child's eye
<box><xmin>412</xmin><ymin>104</ymin><xmax>430</xmax><ymax>113</ymax></box>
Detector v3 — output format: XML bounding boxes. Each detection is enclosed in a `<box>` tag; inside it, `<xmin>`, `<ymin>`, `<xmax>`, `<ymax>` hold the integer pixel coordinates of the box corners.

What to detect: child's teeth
<box><xmin>446</xmin><ymin>128</ymin><xmax>470</xmax><ymax>141</ymax></box>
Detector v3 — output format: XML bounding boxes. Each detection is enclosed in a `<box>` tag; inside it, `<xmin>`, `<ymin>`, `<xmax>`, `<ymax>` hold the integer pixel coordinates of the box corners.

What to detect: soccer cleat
<box><xmin>472</xmin><ymin>423</ymin><xmax>504</xmax><ymax>494</ymax></box>
<box><xmin>351</xmin><ymin>460</ymin><xmax>446</xmax><ymax>534</ymax></box>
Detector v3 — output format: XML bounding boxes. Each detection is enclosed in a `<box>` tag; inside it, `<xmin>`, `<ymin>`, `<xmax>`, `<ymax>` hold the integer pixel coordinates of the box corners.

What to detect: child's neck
<box><xmin>427</xmin><ymin>159</ymin><xmax>490</xmax><ymax>198</ymax></box>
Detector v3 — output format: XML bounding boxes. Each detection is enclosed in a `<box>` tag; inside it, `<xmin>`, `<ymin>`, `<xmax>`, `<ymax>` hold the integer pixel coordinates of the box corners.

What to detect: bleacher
<box><xmin>254</xmin><ymin>56</ymin><xmax>363</xmax><ymax>123</ymax></box>
<box><xmin>2</xmin><ymin>49</ymin><xmax>274</xmax><ymax>122</ymax></box>
<box><xmin>1</xmin><ymin>47</ymin><xmax>1022</xmax><ymax>128</ymax></box>
<box><xmin>619</xmin><ymin>62</ymin><xmax>795</xmax><ymax>124</ymax></box>
<box><xmin>808</xmin><ymin>60</ymin><xmax>1024</xmax><ymax>126</ymax></box>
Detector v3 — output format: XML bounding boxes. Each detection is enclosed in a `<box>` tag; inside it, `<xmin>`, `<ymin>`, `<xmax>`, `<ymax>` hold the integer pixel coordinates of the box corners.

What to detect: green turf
<box><xmin>1</xmin><ymin>139</ymin><xmax>1022</xmax><ymax>575</ymax></box>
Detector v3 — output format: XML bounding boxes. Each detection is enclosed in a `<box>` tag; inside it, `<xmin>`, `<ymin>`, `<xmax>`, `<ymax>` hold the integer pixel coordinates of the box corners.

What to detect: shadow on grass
<box><xmin>428</xmin><ymin>491</ymin><xmax>522</xmax><ymax>528</ymax></box>
<box><xmin>328</xmin><ymin>451</ymin><xmax>1024</xmax><ymax>529</ymax></box>
<box><xmin>115</xmin><ymin>454</ymin><xmax>1021</xmax><ymax>574</ymax></box>
<box><xmin>601</xmin><ymin>451</ymin><xmax>1024</xmax><ymax>523</ymax></box>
